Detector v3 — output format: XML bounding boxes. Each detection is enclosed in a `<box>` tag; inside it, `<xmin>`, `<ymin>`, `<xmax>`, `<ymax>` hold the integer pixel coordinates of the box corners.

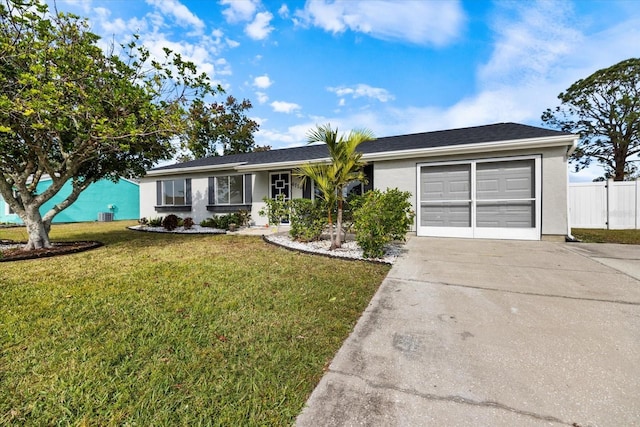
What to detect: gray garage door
<box><xmin>418</xmin><ymin>157</ymin><xmax>540</xmax><ymax>240</ymax></box>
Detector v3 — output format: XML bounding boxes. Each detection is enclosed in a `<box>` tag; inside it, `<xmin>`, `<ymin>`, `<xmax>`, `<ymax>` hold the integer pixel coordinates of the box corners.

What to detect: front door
<box><xmin>270</xmin><ymin>172</ymin><xmax>290</xmax><ymax>223</ymax></box>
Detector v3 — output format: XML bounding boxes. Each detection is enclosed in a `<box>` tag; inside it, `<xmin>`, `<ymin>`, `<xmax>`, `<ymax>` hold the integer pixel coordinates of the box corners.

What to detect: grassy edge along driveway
<box><xmin>0</xmin><ymin>221</ymin><xmax>390</xmax><ymax>425</ymax></box>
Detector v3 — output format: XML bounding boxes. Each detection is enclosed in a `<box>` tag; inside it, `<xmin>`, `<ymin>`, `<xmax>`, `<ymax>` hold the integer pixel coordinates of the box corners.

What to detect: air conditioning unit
<box><xmin>98</xmin><ymin>212</ymin><xmax>114</xmax><ymax>222</ymax></box>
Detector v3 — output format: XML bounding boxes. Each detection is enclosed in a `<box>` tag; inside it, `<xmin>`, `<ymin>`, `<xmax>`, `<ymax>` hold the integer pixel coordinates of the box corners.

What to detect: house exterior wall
<box><xmin>140</xmin><ymin>169</ymin><xmax>306</xmax><ymax>226</ymax></box>
<box><xmin>0</xmin><ymin>178</ymin><xmax>139</xmax><ymax>224</ymax></box>
<box><xmin>372</xmin><ymin>146</ymin><xmax>570</xmax><ymax>239</ymax></box>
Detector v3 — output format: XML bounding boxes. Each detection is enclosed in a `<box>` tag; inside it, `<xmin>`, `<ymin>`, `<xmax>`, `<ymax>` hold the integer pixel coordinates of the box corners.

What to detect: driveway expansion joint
<box><xmin>329</xmin><ymin>369</ymin><xmax>575</xmax><ymax>426</ymax></box>
<box><xmin>389</xmin><ymin>277</ymin><xmax>640</xmax><ymax>306</ymax></box>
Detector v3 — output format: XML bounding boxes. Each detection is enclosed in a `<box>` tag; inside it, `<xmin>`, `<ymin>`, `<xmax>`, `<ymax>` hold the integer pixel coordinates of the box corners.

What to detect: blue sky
<box><xmin>56</xmin><ymin>0</ymin><xmax>640</xmax><ymax>182</ymax></box>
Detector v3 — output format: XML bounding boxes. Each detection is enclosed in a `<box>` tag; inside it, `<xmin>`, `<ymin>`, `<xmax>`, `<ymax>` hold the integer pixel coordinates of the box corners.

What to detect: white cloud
<box><xmin>328</xmin><ymin>84</ymin><xmax>394</xmax><ymax>102</ymax></box>
<box><xmin>146</xmin><ymin>0</ymin><xmax>205</xmax><ymax>32</ymax></box>
<box><xmin>255</xmin><ymin>92</ymin><xmax>269</xmax><ymax>104</ymax></box>
<box><xmin>479</xmin><ymin>1</ymin><xmax>582</xmax><ymax>88</ymax></box>
<box><xmin>295</xmin><ymin>0</ymin><xmax>465</xmax><ymax>46</ymax></box>
<box><xmin>246</xmin><ymin>11</ymin><xmax>274</xmax><ymax>40</ymax></box>
<box><xmin>220</xmin><ymin>0</ymin><xmax>258</xmax><ymax>23</ymax></box>
<box><xmin>253</xmin><ymin>75</ymin><xmax>273</xmax><ymax>89</ymax></box>
<box><xmin>271</xmin><ymin>101</ymin><xmax>302</xmax><ymax>114</ymax></box>
<box><xmin>278</xmin><ymin>4</ymin><xmax>289</xmax><ymax>18</ymax></box>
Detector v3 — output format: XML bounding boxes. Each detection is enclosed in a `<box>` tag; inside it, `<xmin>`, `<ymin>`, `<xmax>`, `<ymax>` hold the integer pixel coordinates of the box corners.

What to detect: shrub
<box><xmin>148</xmin><ymin>216</ymin><xmax>163</xmax><ymax>227</ymax></box>
<box><xmin>237</xmin><ymin>209</ymin><xmax>251</xmax><ymax>227</ymax></box>
<box><xmin>183</xmin><ymin>217</ymin><xmax>195</xmax><ymax>230</ymax></box>
<box><xmin>289</xmin><ymin>198</ymin><xmax>326</xmax><ymax>242</ymax></box>
<box><xmin>200</xmin><ymin>217</ymin><xmax>219</xmax><ymax>228</ymax></box>
<box><xmin>352</xmin><ymin>188</ymin><xmax>415</xmax><ymax>259</ymax></box>
<box><xmin>138</xmin><ymin>217</ymin><xmax>149</xmax><ymax>226</ymax></box>
<box><xmin>259</xmin><ymin>195</ymin><xmax>289</xmax><ymax>225</ymax></box>
<box><xmin>162</xmin><ymin>214</ymin><xmax>179</xmax><ymax>231</ymax></box>
<box><xmin>217</xmin><ymin>213</ymin><xmax>241</xmax><ymax>230</ymax></box>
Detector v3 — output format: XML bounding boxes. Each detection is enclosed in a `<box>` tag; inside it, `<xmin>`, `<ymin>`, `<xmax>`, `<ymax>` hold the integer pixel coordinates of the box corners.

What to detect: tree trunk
<box><xmin>23</xmin><ymin>207</ymin><xmax>52</xmax><ymax>250</ymax></box>
<box><xmin>327</xmin><ymin>207</ymin><xmax>335</xmax><ymax>250</ymax></box>
<box><xmin>332</xmin><ymin>199</ymin><xmax>343</xmax><ymax>250</ymax></box>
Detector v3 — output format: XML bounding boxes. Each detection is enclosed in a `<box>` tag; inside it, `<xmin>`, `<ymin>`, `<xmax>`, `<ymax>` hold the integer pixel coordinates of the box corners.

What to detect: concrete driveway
<box><xmin>296</xmin><ymin>237</ymin><xmax>640</xmax><ymax>426</ymax></box>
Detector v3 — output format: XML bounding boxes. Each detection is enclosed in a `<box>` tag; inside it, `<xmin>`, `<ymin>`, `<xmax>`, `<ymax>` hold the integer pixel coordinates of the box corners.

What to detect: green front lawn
<box><xmin>572</xmin><ymin>228</ymin><xmax>640</xmax><ymax>244</ymax></box>
<box><xmin>0</xmin><ymin>221</ymin><xmax>390</xmax><ymax>425</ymax></box>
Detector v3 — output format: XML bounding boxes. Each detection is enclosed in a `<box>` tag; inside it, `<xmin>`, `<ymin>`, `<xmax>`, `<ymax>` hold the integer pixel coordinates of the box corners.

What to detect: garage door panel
<box><xmin>476</xmin><ymin>201</ymin><xmax>534</xmax><ymax>228</ymax></box>
<box><xmin>476</xmin><ymin>160</ymin><xmax>534</xmax><ymax>200</ymax></box>
<box><xmin>421</xmin><ymin>203</ymin><xmax>471</xmax><ymax>227</ymax></box>
<box><xmin>421</xmin><ymin>165</ymin><xmax>470</xmax><ymax>200</ymax></box>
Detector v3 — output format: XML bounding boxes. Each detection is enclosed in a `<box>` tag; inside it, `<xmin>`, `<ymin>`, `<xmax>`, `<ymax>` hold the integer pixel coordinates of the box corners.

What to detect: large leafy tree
<box><xmin>295</xmin><ymin>124</ymin><xmax>374</xmax><ymax>250</ymax></box>
<box><xmin>180</xmin><ymin>95</ymin><xmax>260</xmax><ymax>159</ymax></box>
<box><xmin>0</xmin><ymin>0</ymin><xmax>236</xmax><ymax>249</ymax></box>
<box><xmin>542</xmin><ymin>58</ymin><xmax>640</xmax><ymax>181</ymax></box>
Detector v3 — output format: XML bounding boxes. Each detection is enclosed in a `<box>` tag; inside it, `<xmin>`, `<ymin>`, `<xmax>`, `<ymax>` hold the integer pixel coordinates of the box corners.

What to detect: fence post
<box><xmin>607</xmin><ymin>179</ymin><xmax>613</xmax><ymax>230</ymax></box>
<box><xmin>636</xmin><ymin>178</ymin><xmax>640</xmax><ymax>230</ymax></box>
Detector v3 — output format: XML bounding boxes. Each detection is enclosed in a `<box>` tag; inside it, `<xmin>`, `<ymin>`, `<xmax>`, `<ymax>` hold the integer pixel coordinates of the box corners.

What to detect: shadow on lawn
<box><xmin>0</xmin><ymin>223</ymin><xmax>243</xmax><ymax>262</ymax></box>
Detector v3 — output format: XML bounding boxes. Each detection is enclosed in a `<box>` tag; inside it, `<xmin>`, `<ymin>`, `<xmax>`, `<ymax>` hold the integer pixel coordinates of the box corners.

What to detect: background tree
<box><xmin>295</xmin><ymin>124</ymin><xmax>374</xmax><ymax>250</ymax></box>
<box><xmin>180</xmin><ymin>95</ymin><xmax>259</xmax><ymax>159</ymax></box>
<box><xmin>0</xmin><ymin>0</ymin><xmax>243</xmax><ymax>249</ymax></box>
<box><xmin>542</xmin><ymin>58</ymin><xmax>640</xmax><ymax>181</ymax></box>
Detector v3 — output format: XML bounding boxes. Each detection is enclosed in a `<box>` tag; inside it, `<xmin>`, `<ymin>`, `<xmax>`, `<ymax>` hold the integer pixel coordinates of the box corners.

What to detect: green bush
<box><xmin>148</xmin><ymin>216</ymin><xmax>163</xmax><ymax>227</ymax></box>
<box><xmin>217</xmin><ymin>213</ymin><xmax>240</xmax><ymax>230</ymax></box>
<box><xmin>162</xmin><ymin>214</ymin><xmax>179</xmax><ymax>231</ymax></box>
<box><xmin>353</xmin><ymin>188</ymin><xmax>415</xmax><ymax>258</ymax></box>
<box><xmin>237</xmin><ymin>209</ymin><xmax>251</xmax><ymax>227</ymax></box>
<box><xmin>200</xmin><ymin>217</ymin><xmax>218</xmax><ymax>228</ymax></box>
<box><xmin>259</xmin><ymin>195</ymin><xmax>289</xmax><ymax>225</ymax></box>
<box><xmin>289</xmin><ymin>198</ymin><xmax>326</xmax><ymax>242</ymax></box>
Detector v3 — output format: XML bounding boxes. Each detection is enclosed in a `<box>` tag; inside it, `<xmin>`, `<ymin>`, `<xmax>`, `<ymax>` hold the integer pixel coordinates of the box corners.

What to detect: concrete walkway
<box><xmin>296</xmin><ymin>237</ymin><xmax>640</xmax><ymax>426</ymax></box>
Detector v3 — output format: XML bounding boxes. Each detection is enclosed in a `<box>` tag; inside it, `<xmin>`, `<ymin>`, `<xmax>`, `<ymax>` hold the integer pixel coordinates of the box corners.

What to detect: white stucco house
<box><xmin>139</xmin><ymin>123</ymin><xmax>577</xmax><ymax>241</ymax></box>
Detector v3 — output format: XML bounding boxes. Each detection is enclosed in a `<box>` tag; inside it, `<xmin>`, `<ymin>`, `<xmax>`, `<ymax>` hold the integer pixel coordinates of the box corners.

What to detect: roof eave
<box><xmin>361</xmin><ymin>134</ymin><xmax>578</xmax><ymax>162</ymax></box>
<box><xmin>145</xmin><ymin>162</ymin><xmax>248</xmax><ymax>177</ymax></box>
<box><xmin>235</xmin><ymin>157</ymin><xmax>331</xmax><ymax>172</ymax></box>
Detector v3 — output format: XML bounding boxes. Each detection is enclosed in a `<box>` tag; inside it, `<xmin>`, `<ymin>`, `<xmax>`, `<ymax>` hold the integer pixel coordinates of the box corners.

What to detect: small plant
<box><xmin>138</xmin><ymin>217</ymin><xmax>149</xmax><ymax>226</ymax></box>
<box><xmin>183</xmin><ymin>217</ymin><xmax>195</xmax><ymax>230</ymax></box>
<box><xmin>148</xmin><ymin>216</ymin><xmax>163</xmax><ymax>227</ymax></box>
<box><xmin>162</xmin><ymin>214</ymin><xmax>179</xmax><ymax>231</ymax></box>
<box><xmin>200</xmin><ymin>217</ymin><xmax>219</xmax><ymax>228</ymax></box>
<box><xmin>353</xmin><ymin>188</ymin><xmax>415</xmax><ymax>258</ymax></box>
<box><xmin>237</xmin><ymin>209</ymin><xmax>251</xmax><ymax>227</ymax></box>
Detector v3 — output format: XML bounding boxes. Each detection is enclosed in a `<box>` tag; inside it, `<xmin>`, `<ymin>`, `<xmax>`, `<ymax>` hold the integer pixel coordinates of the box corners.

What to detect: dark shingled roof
<box><xmin>151</xmin><ymin>122</ymin><xmax>570</xmax><ymax>171</ymax></box>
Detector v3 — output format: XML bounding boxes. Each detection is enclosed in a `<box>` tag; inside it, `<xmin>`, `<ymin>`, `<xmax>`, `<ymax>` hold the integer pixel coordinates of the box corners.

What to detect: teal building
<box><xmin>0</xmin><ymin>178</ymin><xmax>139</xmax><ymax>224</ymax></box>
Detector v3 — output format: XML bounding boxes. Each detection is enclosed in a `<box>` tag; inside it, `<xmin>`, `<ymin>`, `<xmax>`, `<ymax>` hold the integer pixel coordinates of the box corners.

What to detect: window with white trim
<box><xmin>214</xmin><ymin>175</ymin><xmax>244</xmax><ymax>205</ymax></box>
<box><xmin>161</xmin><ymin>179</ymin><xmax>186</xmax><ymax>205</ymax></box>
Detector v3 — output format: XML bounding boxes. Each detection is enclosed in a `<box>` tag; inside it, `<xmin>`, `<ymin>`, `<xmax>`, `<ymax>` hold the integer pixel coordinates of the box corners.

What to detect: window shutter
<box><xmin>303</xmin><ymin>180</ymin><xmax>311</xmax><ymax>199</ymax></box>
<box><xmin>156</xmin><ymin>181</ymin><xmax>162</xmax><ymax>205</ymax></box>
<box><xmin>185</xmin><ymin>179</ymin><xmax>192</xmax><ymax>205</ymax></box>
<box><xmin>208</xmin><ymin>177</ymin><xmax>214</xmax><ymax>204</ymax></box>
<box><xmin>244</xmin><ymin>174</ymin><xmax>252</xmax><ymax>204</ymax></box>
<box><xmin>363</xmin><ymin>164</ymin><xmax>374</xmax><ymax>192</ymax></box>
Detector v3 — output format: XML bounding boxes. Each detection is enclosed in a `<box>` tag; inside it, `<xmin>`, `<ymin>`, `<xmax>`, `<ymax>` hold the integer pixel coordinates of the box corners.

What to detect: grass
<box><xmin>0</xmin><ymin>221</ymin><xmax>390</xmax><ymax>426</ymax></box>
<box><xmin>572</xmin><ymin>228</ymin><xmax>640</xmax><ymax>244</ymax></box>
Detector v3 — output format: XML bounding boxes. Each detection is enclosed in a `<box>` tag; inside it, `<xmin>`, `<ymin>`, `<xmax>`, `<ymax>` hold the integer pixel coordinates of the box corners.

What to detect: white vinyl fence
<box><xmin>569</xmin><ymin>179</ymin><xmax>640</xmax><ymax>229</ymax></box>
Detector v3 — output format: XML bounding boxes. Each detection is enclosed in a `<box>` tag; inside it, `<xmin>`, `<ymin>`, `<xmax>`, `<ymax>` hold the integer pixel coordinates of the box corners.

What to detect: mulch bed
<box><xmin>0</xmin><ymin>241</ymin><xmax>103</xmax><ymax>262</ymax></box>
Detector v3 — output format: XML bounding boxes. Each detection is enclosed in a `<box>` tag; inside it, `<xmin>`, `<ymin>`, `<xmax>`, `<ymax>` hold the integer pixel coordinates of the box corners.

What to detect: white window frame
<box><xmin>214</xmin><ymin>174</ymin><xmax>245</xmax><ymax>205</ymax></box>
<box><xmin>416</xmin><ymin>155</ymin><xmax>541</xmax><ymax>240</ymax></box>
<box><xmin>161</xmin><ymin>179</ymin><xmax>187</xmax><ymax>206</ymax></box>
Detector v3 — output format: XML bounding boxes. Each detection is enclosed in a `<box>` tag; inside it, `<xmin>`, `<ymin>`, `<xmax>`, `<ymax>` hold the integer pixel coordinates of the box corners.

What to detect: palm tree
<box><xmin>295</xmin><ymin>124</ymin><xmax>374</xmax><ymax>249</ymax></box>
<box><xmin>295</xmin><ymin>162</ymin><xmax>338</xmax><ymax>245</ymax></box>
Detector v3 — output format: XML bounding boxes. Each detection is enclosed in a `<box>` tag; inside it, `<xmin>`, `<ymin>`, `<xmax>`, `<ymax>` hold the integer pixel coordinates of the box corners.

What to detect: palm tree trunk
<box><xmin>327</xmin><ymin>207</ymin><xmax>335</xmax><ymax>250</ymax></box>
<box><xmin>333</xmin><ymin>199</ymin><xmax>343</xmax><ymax>249</ymax></box>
